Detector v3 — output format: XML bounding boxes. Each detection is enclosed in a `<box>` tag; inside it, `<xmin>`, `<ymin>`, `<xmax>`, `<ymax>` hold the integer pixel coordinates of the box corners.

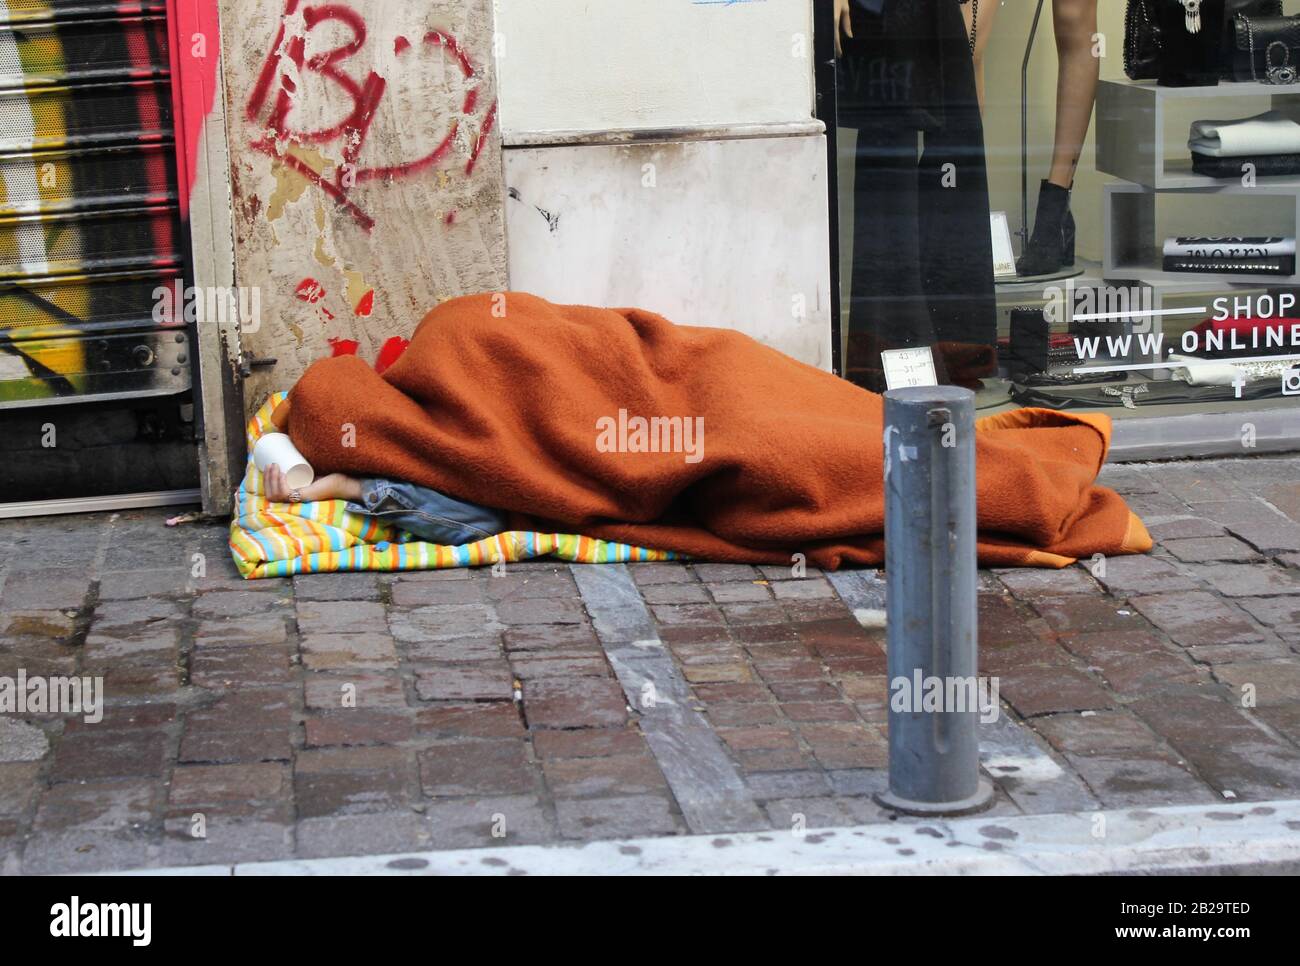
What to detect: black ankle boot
<box><xmin>1016</xmin><ymin>180</ymin><xmax>1075</xmax><ymax>277</ymax></box>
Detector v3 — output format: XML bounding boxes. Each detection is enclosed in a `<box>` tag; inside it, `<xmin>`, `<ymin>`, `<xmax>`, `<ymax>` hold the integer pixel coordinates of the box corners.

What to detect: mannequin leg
<box><xmin>1046</xmin><ymin>0</ymin><xmax>1099</xmax><ymax>188</ymax></box>
<box><xmin>1017</xmin><ymin>0</ymin><xmax>1097</xmax><ymax>274</ymax></box>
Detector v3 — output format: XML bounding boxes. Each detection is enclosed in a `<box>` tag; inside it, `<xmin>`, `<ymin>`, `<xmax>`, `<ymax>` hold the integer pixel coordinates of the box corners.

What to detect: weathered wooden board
<box><xmin>219</xmin><ymin>0</ymin><xmax>507</xmax><ymax>411</ymax></box>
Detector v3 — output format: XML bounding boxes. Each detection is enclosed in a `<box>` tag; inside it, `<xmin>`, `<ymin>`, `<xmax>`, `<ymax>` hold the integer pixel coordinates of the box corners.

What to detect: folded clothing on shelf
<box><xmin>1188</xmin><ymin>111</ymin><xmax>1300</xmax><ymax>157</ymax></box>
<box><xmin>1162</xmin><ymin>237</ymin><xmax>1295</xmax><ymax>257</ymax></box>
<box><xmin>1161</xmin><ymin>236</ymin><xmax>1296</xmax><ymax>275</ymax></box>
<box><xmin>1162</xmin><ymin>255</ymin><xmax>1295</xmax><ymax>275</ymax></box>
<box><xmin>1191</xmin><ymin>152</ymin><xmax>1300</xmax><ymax>177</ymax></box>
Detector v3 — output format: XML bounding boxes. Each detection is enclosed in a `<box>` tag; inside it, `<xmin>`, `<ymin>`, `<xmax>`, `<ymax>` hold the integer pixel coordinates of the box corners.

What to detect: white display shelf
<box><xmin>1101</xmin><ymin>180</ymin><xmax>1300</xmax><ymax>286</ymax></box>
<box><xmin>1097</xmin><ymin>77</ymin><xmax>1300</xmax><ymax>189</ymax></box>
<box><xmin>1113</xmin><ymin>78</ymin><xmax>1300</xmax><ymax>99</ymax></box>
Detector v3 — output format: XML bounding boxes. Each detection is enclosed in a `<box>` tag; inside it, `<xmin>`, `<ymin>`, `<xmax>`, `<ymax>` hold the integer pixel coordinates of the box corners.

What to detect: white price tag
<box><xmin>880</xmin><ymin>347</ymin><xmax>939</xmax><ymax>390</ymax></box>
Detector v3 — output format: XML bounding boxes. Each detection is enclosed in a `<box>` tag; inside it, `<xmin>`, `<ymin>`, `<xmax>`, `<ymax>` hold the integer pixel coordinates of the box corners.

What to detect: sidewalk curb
<box><xmin>108</xmin><ymin>799</ymin><xmax>1300</xmax><ymax>876</ymax></box>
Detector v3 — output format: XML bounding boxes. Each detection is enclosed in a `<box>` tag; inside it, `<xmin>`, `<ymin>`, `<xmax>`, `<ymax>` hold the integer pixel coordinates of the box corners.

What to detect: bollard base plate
<box><xmin>873</xmin><ymin>778</ymin><xmax>996</xmax><ymax>818</ymax></box>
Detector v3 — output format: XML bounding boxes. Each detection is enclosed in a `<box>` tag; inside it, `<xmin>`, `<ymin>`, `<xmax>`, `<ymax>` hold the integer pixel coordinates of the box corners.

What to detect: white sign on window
<box><xmin>990</xmin><ymin>211</ymin><xmax>1017</xmax><ymax>279</ymax></box>
<box><xmin>880</xmin><ymin>347</ymin><xmax>939</xmax><ymax>390</ymax></box>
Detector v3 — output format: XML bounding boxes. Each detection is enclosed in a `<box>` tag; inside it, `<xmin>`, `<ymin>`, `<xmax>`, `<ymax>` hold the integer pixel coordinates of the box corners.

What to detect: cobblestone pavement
<box><xmin>2</xmin><ymin>456</ymin><xmax>1300</xmax><ymax>873</ymax></box>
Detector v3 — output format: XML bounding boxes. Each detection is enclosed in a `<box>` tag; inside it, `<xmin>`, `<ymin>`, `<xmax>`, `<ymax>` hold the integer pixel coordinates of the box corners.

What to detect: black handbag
<box><xmin>1223</xmin><ymin>0</ymin><xmax>1283</xmax><ymax>70</ymax></box>
<box><xmin>1233</xmin><ymin>13</ymin><xmax>1300</xmax><ymax>83</ymax></box>
<box><xmin>1125</xmin><ymin>0</ymin><xmax>1281</xmax><ymax>80</ymax></box>
<box><xmin>1124</xmin><ymin>0</ymin><xmax>1163</xmax><ymax>79</ymax></box>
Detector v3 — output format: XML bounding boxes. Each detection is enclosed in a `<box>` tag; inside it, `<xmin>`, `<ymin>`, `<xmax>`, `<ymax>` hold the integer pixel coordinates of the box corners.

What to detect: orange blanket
<box><xmin>273</xmin><ymin>293</ymin><xmax>1150</xmax><ymax>569</ymax></box>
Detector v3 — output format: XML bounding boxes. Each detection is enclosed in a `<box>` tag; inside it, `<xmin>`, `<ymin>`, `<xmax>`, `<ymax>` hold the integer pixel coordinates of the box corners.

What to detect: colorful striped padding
<box><xmin>230</xmin><ymin>393</ymin><xmax>679</xmax><ymax>579</ymax></box>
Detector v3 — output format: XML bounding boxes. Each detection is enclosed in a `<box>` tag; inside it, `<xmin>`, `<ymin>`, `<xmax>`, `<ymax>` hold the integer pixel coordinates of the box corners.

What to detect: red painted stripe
<box><xmin>466</xmin><ymin>100</ymin><xmax>497</xmax><ymax>176</ymax></box>
<box><xmin>423</xmin><ymin>30</ymin><xmax>475</xmax><ymax>78</ymax></box>
<box><xmin>250</xmin><ymin>137</ymin><xmax>376</xmax><ymax>232</ymax></box>
<box><xmin>247</xmin><ymin>0</ymin><xmax>301</xmax><ymax>121</ymax></box>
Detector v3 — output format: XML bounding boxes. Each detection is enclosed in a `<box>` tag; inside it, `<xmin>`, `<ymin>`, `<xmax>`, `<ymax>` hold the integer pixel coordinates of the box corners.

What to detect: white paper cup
<box><xmin>253</xmin><ymin>433</ymin><xmax>315</xmax><ymax>490</ymax></box>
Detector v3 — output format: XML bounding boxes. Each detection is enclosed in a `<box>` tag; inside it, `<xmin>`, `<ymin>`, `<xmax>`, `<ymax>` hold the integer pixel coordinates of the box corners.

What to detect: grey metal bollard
<box><xmin>874</xmin><ymin>386</ymin><xmax>994</xmax><ymax>816</ymax></box>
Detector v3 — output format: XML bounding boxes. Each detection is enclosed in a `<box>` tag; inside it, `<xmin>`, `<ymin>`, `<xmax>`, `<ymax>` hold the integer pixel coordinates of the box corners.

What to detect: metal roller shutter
<box><xmin>0</xmin><ymin>1</ymin><xmax>188</xmax><ymax>410</ymax></box>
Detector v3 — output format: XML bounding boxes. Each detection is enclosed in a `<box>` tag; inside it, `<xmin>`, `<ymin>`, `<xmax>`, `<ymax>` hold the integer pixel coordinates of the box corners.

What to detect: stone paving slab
<box><xmin>1</xmin><ymin>455</ymin><xmax>1300</xmax><ymax>872</ymax></box>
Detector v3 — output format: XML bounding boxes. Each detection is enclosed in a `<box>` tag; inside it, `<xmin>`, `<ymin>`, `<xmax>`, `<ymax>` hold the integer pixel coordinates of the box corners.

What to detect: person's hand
<box><xmin>264</xmin><ymin>465</ymin><xmax>363</xmax><ymax>504</ymax></box>
<box><xmin>834</xmin><ymin>0</ymin><xmax>853</xmax><ymax>57</ymax></box>
<box><xmin>263</xmin><ymin>464</ymin><xmax>294</xmax><ymax>503</ymax></box>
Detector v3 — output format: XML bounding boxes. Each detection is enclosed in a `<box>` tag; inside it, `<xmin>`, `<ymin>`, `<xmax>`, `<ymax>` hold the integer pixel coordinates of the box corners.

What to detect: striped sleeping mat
<box><xmin>230</xmin><ymin>393</ymin><xmax>678</xmax><ymax>579</ymax></box>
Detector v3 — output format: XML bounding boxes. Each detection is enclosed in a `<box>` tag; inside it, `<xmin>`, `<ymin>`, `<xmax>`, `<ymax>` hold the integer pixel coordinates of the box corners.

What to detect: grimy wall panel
<box><xmin>219</xmin><ymin>0</ymin><xmax>507</xmax><ymax>411</ymax></box>
<box><xmin>505</xmin><ymin>134</ymin><xmax>832</xmax><ymax>370</ymax></box>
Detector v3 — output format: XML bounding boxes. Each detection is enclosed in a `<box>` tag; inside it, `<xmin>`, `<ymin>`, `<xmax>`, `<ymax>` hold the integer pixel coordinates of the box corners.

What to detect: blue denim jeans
<box><xmin>348</xmin><ymin>478</ymin><xmax>509</xmax><ymax>546</ymax></box>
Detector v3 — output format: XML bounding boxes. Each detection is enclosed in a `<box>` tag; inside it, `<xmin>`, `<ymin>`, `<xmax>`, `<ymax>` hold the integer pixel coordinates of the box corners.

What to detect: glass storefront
<box><xmin>826</xmin><ymin>0</ymin><xmax>1300</xmax><ymax>450</ymax></box>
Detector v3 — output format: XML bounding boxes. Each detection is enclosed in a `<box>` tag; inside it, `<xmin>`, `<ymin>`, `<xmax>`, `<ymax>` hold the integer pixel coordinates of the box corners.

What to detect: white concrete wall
<box><xmin>494</xmin><ymin>0</ymin><xmax>816</xmax><ymax>138</ymax></box>
<box><xmin>495</xmin><ymin>0</ymin><xmax>830</xmax><ymax>369</ymax></box>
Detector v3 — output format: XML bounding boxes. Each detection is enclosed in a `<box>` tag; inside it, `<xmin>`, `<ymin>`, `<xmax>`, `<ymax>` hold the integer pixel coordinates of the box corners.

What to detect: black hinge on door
<box><xmin>237</xmin><ymin>353</ymin><xmax>277</xmax><ymax>379</ymax></box>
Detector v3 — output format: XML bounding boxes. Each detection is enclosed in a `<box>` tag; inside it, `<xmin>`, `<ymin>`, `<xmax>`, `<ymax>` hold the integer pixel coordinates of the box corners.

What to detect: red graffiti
<box><xmin>247</xmin><ymin>0</ymin><xmax>497</xmax><ymax>232</ymax></box>
<box><xmin>295</xmin><ymin>277</ymin><xmax>326</xmax><ymax>303</ymax></box>
<box><xmin>295</xmin><ymin>277</ymin><xmax>335</xmax><ymax>321</ymax></box>
<box><xmin>374</xmin><ymin>336</ymin><xmax>409</xmax><ymax>374</ymax></box>
<box><xmin>354</xmin><ymin>288</ymin><xmax>375</xmax><ymax>316</ymax></box>
<box><xmin>325</xmin><ymin>335</ymin><xmax>406</xmax><ymax>371</ymax></box>
<box><xmin>466</xmin><ymin>101</ymin><xmax>497</xmax><ymax>177</ymax></box>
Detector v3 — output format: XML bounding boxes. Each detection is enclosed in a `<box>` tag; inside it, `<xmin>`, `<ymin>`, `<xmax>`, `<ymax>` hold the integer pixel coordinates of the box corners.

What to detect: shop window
<box><xmin>828</xmin><ymin>0</ymin><xmax>1300</xmax><ymax>432</ymax></box>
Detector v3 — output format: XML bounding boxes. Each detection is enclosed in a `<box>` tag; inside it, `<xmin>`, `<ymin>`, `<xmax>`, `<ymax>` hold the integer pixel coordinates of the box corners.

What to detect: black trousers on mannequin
<box><xmin>837</xmin><ymin>0</ymin><xmax>997</xmax><ymax>390</ymax></box>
